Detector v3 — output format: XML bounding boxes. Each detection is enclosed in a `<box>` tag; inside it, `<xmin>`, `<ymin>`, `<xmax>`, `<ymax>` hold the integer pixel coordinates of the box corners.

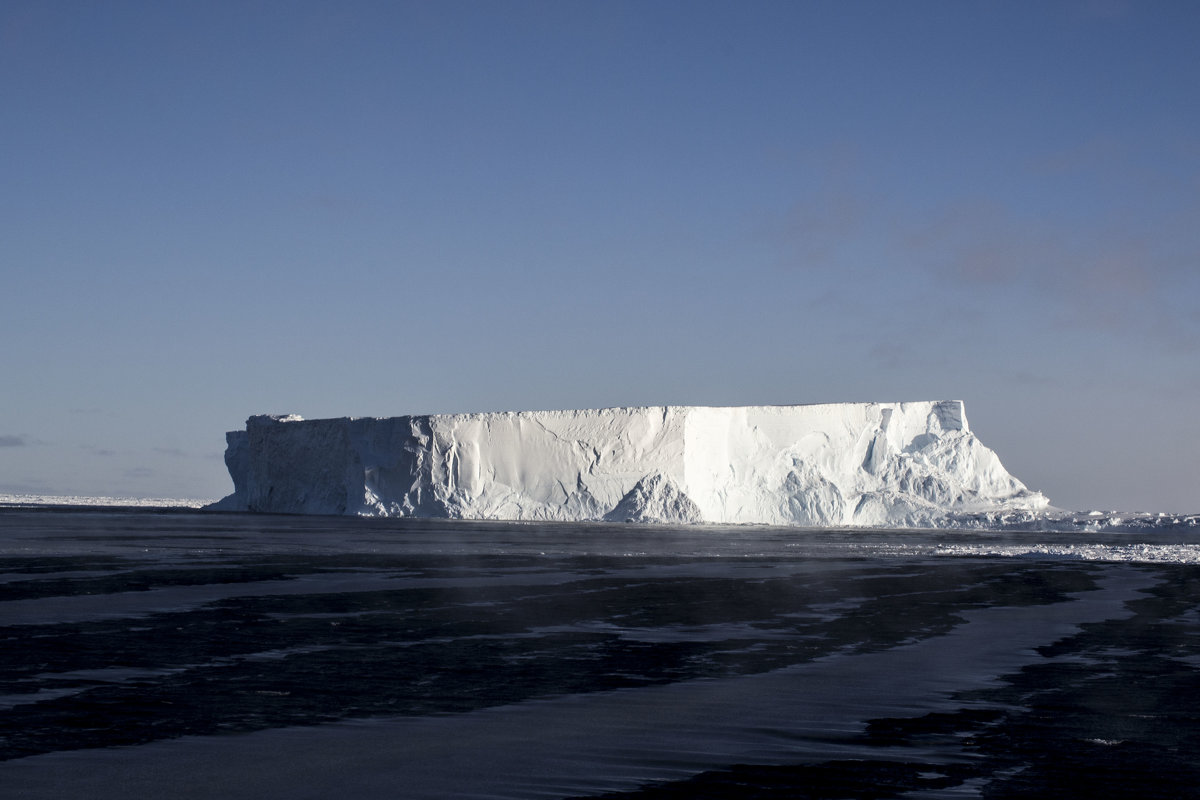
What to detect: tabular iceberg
<box><xmin>210</xmin><ymin>401</ymin><xmax>1049</xmax><ymax>527</ymax></box>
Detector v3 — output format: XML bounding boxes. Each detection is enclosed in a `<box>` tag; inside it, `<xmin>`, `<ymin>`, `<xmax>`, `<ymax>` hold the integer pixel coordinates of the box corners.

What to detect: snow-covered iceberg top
<box><xmin>211</xmin><ymin>401</ymin><xmax>1050</xmax><ymax>527</ymax></box>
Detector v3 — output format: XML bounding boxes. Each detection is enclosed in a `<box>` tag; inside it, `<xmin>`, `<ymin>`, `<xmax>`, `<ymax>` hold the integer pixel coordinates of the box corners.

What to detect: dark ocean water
<box><xmin>2</xmin><ymin>508</ymin><xmax>1199</xmax><ymax>799</ymax></box>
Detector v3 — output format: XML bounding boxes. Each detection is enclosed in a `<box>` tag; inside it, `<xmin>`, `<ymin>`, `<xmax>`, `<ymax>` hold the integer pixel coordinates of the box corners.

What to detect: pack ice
<box><xmin>210</xmin><ymin>401</ymin><xmax>1049</xmax><ymax>526</ymax></box>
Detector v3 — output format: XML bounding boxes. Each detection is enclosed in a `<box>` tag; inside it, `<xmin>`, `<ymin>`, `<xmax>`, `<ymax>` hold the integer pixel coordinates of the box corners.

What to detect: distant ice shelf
<box><xmin>0</xmin><ymin>494</ymin><xmax>211</xmax><ymax>509</ymax></box>
<box><xmin>209</xmin><ymin>401</ymin><xmax>1054</xmax><ymax>527</ymax></box>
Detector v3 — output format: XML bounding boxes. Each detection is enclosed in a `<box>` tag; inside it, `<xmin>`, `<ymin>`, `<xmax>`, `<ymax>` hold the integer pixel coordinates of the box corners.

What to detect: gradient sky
<box><xmin>3</xmin><ymin>0</ymin><xmax>1198</xmax><ymax>512</ymax></box>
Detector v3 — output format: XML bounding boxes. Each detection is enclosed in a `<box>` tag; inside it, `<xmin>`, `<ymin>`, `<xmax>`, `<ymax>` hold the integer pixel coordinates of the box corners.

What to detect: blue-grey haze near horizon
<box><xmin>2</xmin><ymin>1</ymin><xmax>1198</xmax><ymax>512</ymax></box>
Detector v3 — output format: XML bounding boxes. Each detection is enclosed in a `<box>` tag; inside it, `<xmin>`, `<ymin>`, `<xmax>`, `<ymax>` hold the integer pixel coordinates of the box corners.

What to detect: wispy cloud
<box><xmin>766</xmin><ymin>129</ymin><xmax>1200</xmax><ymax>355</ymax></box>
<box><xmin>1029</xmin><ymin>135</ymin><xmax>1124</xmax><ymax>177</ymax></box>
<box><xmin>0</xmin><ymin>435</ymin><xmax>28</xmax><ymax>447</ymax></box>
<box><xmin>901</xmin><ymin>198</ymin><xmax>1200</xmax><ymax>349</ymax></box>
<box><xmin>783</xmin><ymin>189</ymin><xmax>865</xmax><ymax>268</ymax></box>
<box><xmin>866</xmin><ymin>342</ymin><xmax>910</xmax><ymax>370</ymax></box>
<box><xmin>768</xmin><ymin>144</ymin><xmax>870</xmax><ymax>271</ymax></box>
<box><xmin>861</xmin><ymin>134</ymin><xmax>1196</xmax><ymax>348</ymax></box>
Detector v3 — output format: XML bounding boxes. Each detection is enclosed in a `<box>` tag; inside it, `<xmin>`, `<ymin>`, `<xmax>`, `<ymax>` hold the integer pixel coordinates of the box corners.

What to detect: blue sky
<box><xmin>3</xmin><ymin>0</ymin><xmax>1198</xmax><ymax>511</ymax></box>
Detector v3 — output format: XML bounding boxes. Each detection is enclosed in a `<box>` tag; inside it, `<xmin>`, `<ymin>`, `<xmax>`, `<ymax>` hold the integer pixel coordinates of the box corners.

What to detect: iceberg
<box><xmin>210</xmin><ymin>401</ymin><xmax>1049</xmax><ymax>527</ymax></box>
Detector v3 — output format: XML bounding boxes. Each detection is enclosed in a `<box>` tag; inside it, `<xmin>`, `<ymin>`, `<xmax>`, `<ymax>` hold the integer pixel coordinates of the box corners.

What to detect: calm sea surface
<box><xmin>2</xmin><ymin>508</ymin><xmax>1199</xmax><ymax>799</ymax></box>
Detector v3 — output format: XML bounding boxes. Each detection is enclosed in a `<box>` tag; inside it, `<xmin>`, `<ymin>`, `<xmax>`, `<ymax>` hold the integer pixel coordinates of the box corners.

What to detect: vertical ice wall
<box><xmin>211</xmin><ymin>402</ymin><xmax>1047</xmax><ymax>526</ymax></box>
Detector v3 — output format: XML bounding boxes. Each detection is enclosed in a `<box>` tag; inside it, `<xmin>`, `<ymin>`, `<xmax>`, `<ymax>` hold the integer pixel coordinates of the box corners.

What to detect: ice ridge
<box><xmin>209</xmin><ymin>402</ymin><xmax>1049</xmax><ymax>527</ymax></box>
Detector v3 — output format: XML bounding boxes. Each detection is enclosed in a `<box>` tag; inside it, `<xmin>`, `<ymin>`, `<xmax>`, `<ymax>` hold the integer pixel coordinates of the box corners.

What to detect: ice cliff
<box><xmin>210</xmin><ymin>402</ymin><xmax>1049</xmax><ymax>527</ymax></box>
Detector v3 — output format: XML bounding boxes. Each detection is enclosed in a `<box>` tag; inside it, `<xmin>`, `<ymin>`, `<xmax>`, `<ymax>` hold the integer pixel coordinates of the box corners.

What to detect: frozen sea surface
<box><xmin>1</xmin><ymin>509</ymin><xmax>1199</xmax><ymax>798</ymax></box>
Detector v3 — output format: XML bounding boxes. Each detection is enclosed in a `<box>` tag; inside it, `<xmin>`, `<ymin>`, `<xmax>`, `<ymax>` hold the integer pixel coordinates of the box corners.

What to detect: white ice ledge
<box><xmin>210</xmin><ymin>401</ymin><xmax>1049</xmax><ymax>527</ymax></box>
